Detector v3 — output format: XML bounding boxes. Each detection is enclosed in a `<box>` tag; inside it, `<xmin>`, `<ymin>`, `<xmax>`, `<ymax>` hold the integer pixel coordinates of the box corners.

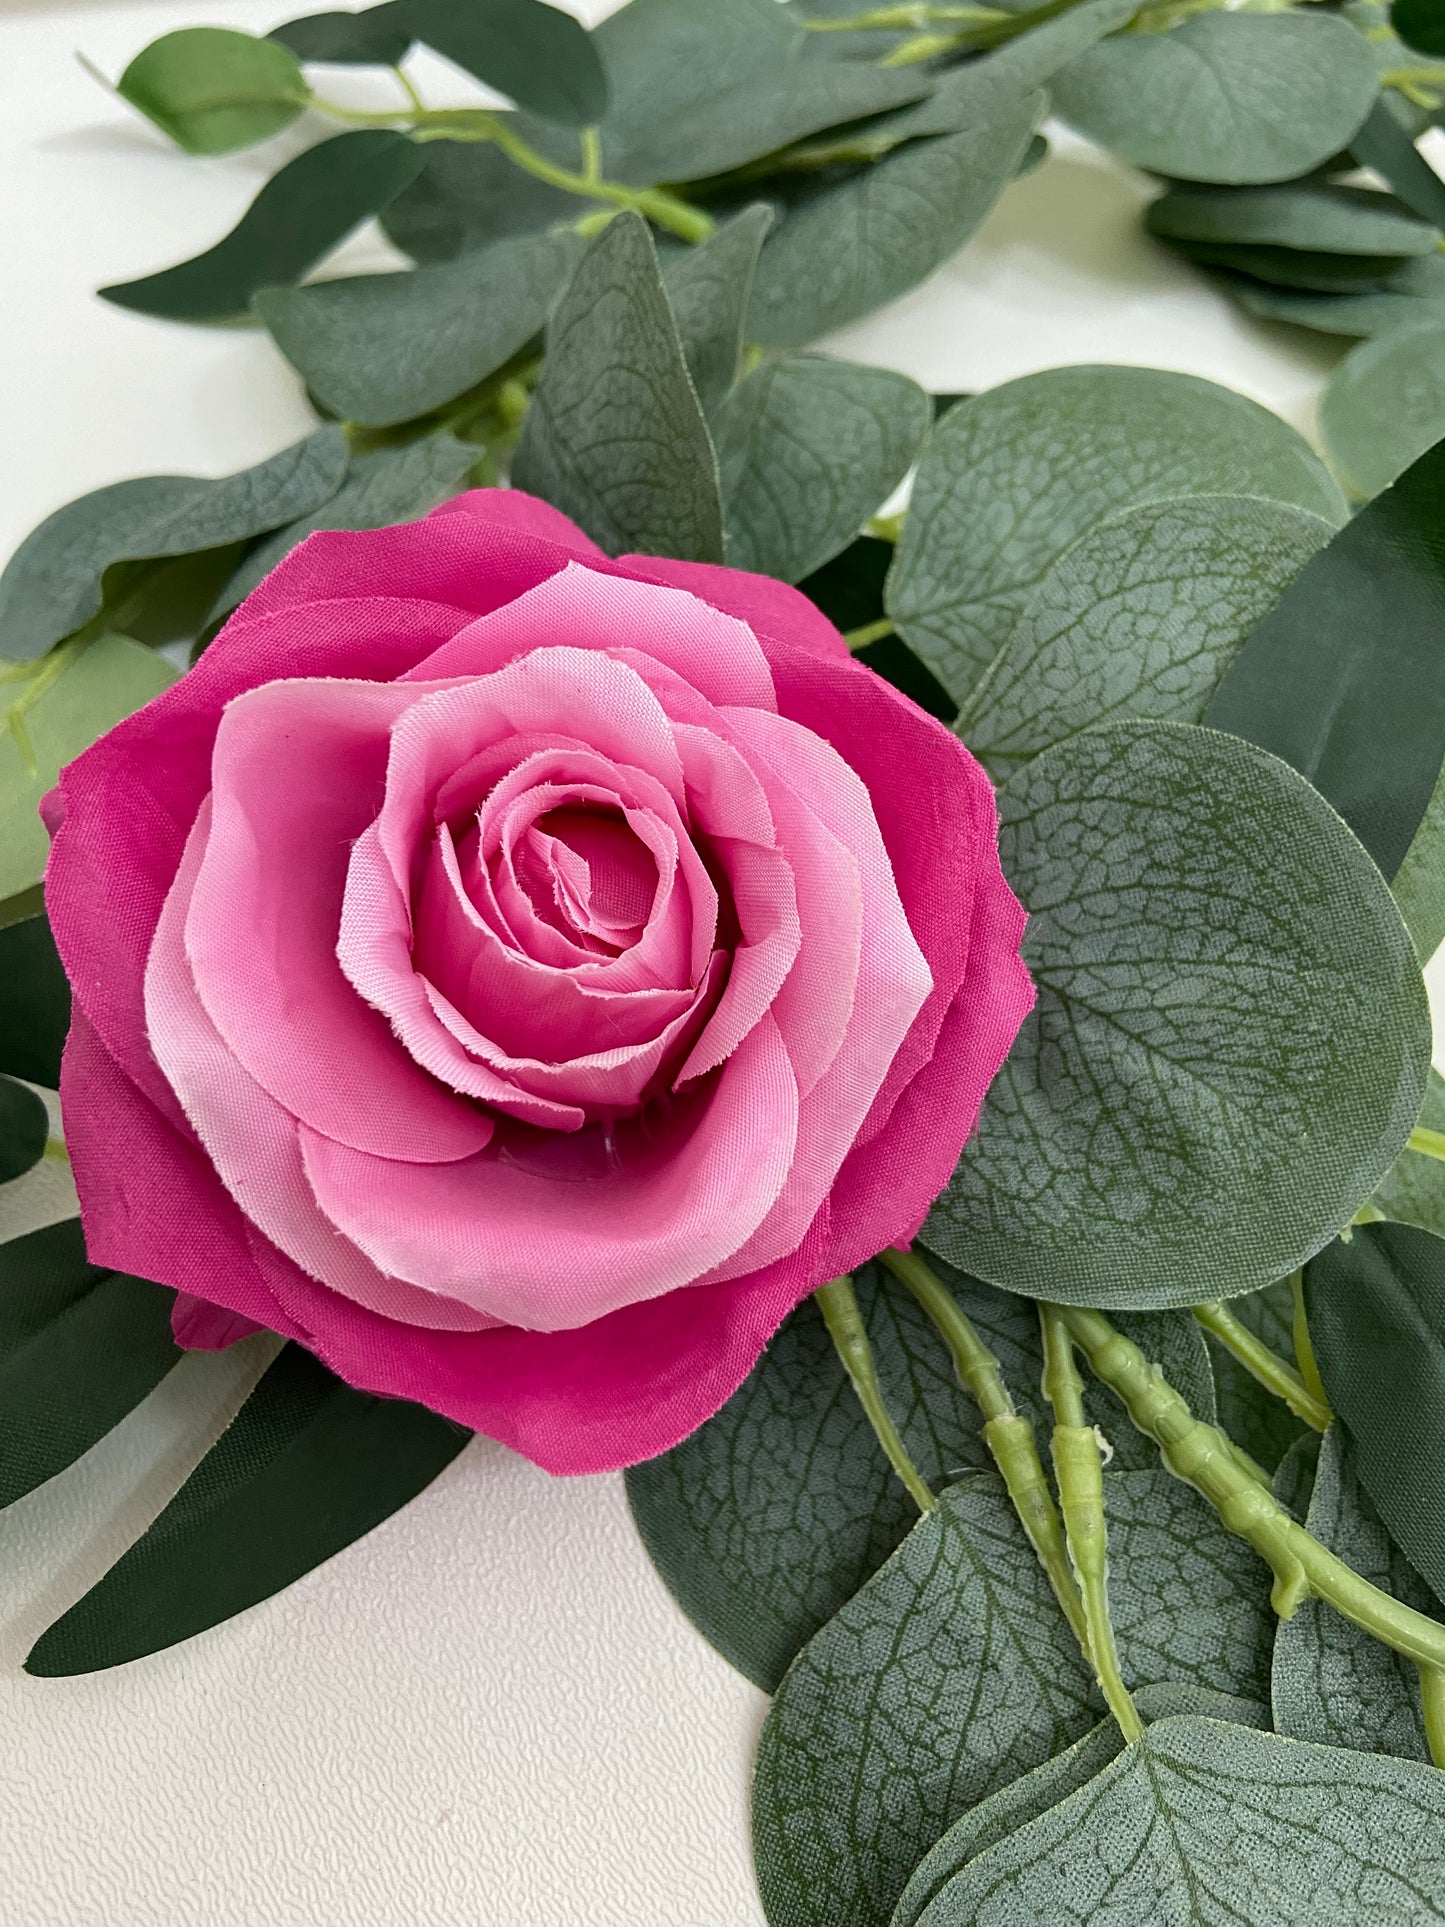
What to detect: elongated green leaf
<box><xmin>513</xmin><ymin>213</ymin><xmax>723</xmax><ymax>562</ymax></box>
<box><xmin>747</xmin><ymin>100</ymin><xmax>1041</xmax><ymax>351</ymax></box>
<box><xmin>210</xmin><ymin>435</ymin><xmax>477</xmax><ymax>620</ymax></box>
<box><xmin>1</xmin><ymin>635</ymin><xmax>177</xmax><ymax>901</ymax></box>
<box><xmin>1206</xmin><ymin>437</ymin><xmax>1445</xmax><ymax>908</ymax></box>
<box><xmin>1170</xmin><ymin>240</ymin><xmax>1412</xmax><ymax>294</ymax></box>
<box><xmin>1391</xmin><ymin>754</ymin><xmax>1445</xmax><ymax>960</ymax></box>
<box><xmin>381</xmin><ymin>141</ymin><xmax>580</xmax><ymax>263</ymax></box>
<box><xmin>1226</xmin><ymin>252</ymin><xmax>1445</xmax><ymax>339</ymax></box>
<box><xmin>961</xmin><ymin>494</ymin><xmax>1331</xmax><ymax>781</ymax></box>
<box><xmin>1305</xmin><ymin>1222</ymin><xmax>1445</xmax><ymax>1606</ymax></box>
<box><xmin>886</xmin><ymin>367</ymin><xmax>1344</xmax><ymax>710</ymax></box>
<box><xmin>0</xmin><ymin>912</ymin><xmax>69</xmax><ymax>1089</ymax></box>
<box><xmin>922</xmin><ymin>721</ymin><xmax>1431</xmax><ymax>1309</ymax></box>
<box><xmin>26</xmin><ymin>1342</ymin><xmax>470</xmax><ymax>1675</ymax></box>
<box><xmin>100</xmin><ymin>132</ymin><xmax>423</xmax><ymax>322</ymax></box>
<box><xmin>0</xmin><ymin>428</ymin><xmax>349</xmax><ymax>662</ymax></box>
<box><xmin>661</xmin><ymin>206</ymin><xmax>772</xmax><ymax>420</ymax></box>
<box><xmin>269</xmin><ymin>4</ymin><xmax>413</xmax><ymax>65</ymax></box>
<box><xmin>407</xmin><ymin>0</ymin><xmax>607</xmax><ymax>127</ymax></box>
<box><xmin>1320</xmin><ymin>321</ymin><xmax>1445</xmax><ymax>500</ymax></box>
<box><xmin>258</xmin><ymin>231</ymin><xmax>577</xmax><ymax>426</ymax></box>
<box><xmin>0</xmin><ymin>1221</ymin><xmax>180</xmax><ymax>1509</ymax></box>
<box><xmin>1372</xmin><ymin>1067</ymin><xmax>1445</xmax><ymax>1238</ymax></box>
<box><xmin>1273</xmin><ymin>1424</ymin><xmax>1441</xmax><ymax>1762</ymax></box>
<box><xmin>1052</xmin><ymin>14</ymin><xmax>1379</xmax><ymax>185</ymax></box>
<box><xmin>908</xmin><ymin>1716</ymin><xmax>1445</xmax><ymax>1925</ymax></box>
<box><xmin>1207</xmin><ymin>1279</ymin><xmax>1310</xmax><ymax>1477</ymax></box>
<box><xmin>1350</xmin><ymin>95</ymin><xmax>1445</xmax><ymax>230</ymax></box>
<box><xmin>752</xmin><ymin>1469</ymin><xmax>1274</xmax><ymax>1927</ymax></box>
<box><xmin>1146</xmin><ymin>181</ymin><xmax>1440</xmax><ymax>256</ymax></box>
<box><xmin>117</xmin><ymin>27</ymin><xmax>310</xmax><ymax>155</ymax></box>
<box><xmin>714</xmin><ymin>357</ymin><xmax>929</xmax><ymax>584</ymax></box>
<box><xmin>0</xmin><ymin>1075</ymin><xmax>47</xmax><ymax>1182</ymax></box>
<box><xmin>1273</xmin><ymin>1429</ymin><xmax>1322</xmax><ymax>1519</ymax></box>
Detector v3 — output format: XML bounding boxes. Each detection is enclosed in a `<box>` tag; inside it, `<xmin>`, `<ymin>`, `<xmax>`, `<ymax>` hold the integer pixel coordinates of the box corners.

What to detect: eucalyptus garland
<box><xmin>6</xmin><ymin>1</ymin><xmax>1445</xmax><ymax>1922</ymax></box>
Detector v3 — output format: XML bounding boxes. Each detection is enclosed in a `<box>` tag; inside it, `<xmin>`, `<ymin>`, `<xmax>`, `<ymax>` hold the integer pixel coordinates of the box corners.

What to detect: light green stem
<box><xmin>879</xmin><ymin>1248</ymin><xmax>1090</xmax><ymax>1651</ymax></box>
<box><xmin>42</xmin><ymin>1138</ymin><xmax>69</xmax><ymax>1163</ymax></box>
<box><xmin>1409</xmin><ymin>1125</ymin><xmax>1445</xmax><ymax>1166</ymax></box>
<box><xmin>1421</xmin><ymin>1665</ymin><xmax>1445</xmax><ymax>1770</ymax></box>
<box><xmin>1193</xmin><ymin>1300</ymin><xmax>1331</xmax><ymax>1433</ymax></box>
<box><xmin>815</xmin><ymin>1275</ymin><xmax>935</xmax><ymax>1514</ymax></box>
<box><xmin>1290</xmin><ymin>1270</ymin><xmax>1329</xmax><ymax>1412</ymax></box>
<box><xmin>843</xmin><ymin>618</ymin><xmax>896</xmax><ymax>652</ymax></box>
<box><xmin>1039</xmin><ymin>1305</ymin><xmax>1142</xmax><ymax>1742</ymax></box>
<box><xmin>803</xmin><ymin>4</ymin><xmax>1005</xmax><ymax>27</ymax></box>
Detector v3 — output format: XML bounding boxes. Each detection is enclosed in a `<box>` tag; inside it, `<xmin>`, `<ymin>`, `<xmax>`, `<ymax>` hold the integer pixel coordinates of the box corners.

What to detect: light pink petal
<box><xmin>297</xmin><ymin>1014</ymin><xmax>800</xmax><ymax>1327</ymax></box>
<box><xmin>427</xmin><ymin>486</ymin><xmax>606</xmax><ymax>556</ymax></box>
<box><xmin>616</xmin><ymin>552</ymin><xmax>850</xmax><ymax>665</ymax></box>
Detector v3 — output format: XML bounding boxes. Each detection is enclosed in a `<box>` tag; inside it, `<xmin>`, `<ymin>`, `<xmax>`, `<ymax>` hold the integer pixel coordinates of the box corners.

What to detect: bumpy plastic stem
<box><xmin>1194</xmin><ymin>1300</ymin><xmax>1330</xmax><ymax>1432</ymax></box>
<box><xmin>815</xmin><ymin>1275</ymin><xmax>935</xmax><ymax>1514</ymax></box>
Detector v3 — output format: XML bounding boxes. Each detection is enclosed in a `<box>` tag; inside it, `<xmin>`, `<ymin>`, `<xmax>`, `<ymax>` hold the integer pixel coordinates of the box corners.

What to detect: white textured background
<box><xmin>1</xmin><ymin>4</ymin><xmax>1441</xmax><ymax>1923</ymax></box>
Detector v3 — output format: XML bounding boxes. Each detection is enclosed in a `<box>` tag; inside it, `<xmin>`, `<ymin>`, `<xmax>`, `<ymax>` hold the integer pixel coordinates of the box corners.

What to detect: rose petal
<box><xmin>616</xmin><ymin>552</ymin><xmax>850</xmax><ymax>665</ymax></box>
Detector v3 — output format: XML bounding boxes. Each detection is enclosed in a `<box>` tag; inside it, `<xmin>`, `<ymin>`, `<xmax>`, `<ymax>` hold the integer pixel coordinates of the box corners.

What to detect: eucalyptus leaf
<box><xmin>269</xmin><ymin>4</ymin><xmax>413</xmax><ymax>66</ymax></box>
<box><xmin>1372</xmin><ymin>1068</ymin><xmax>1445</xmax><ymax>1239</ymax></box>
<box><xmin>907</xmin><ymin>1716</ymin><xmax>1445</xmax><ymax>1925</ymax></box>
<box><xmin>1146</xmin><ymin>182</ymin><xmax>1440</xmax><ymax>256</ymax></box>
<box><xmin>0</xmin><ymin>1220</ymin><xmax>180</xmax><ymax>1510</ymax></box>
<box><xmin>1272</xmin><ymin>1429</ymin><xmax>1322</xmax><ymax>1520</ymax></box>
<box><xmin>0</xmin><ymin>428</ymin><xmax>349</xmax><ymax>663</ymax></box>
<box><xmin>0</xmin><ymin>912</ymin><xmax>69</xmax><ymax>1089</ymax></box>
<box><xmin>1392</xmin><ymin>753</ymin><xmax>1445</xmax><ymax>961</ymax></box>
<box><xmin>1169</xmin><ymin>241</ymin><xmax>1413</xmax><ymax>295</ymax></box>
<box><xmin>117</xmin><ymin>27</ymin><xmax>310</xmax><ymax>156</ymax></box>
<box><xmin>406</xmin><ymin>0</ymin><xmax>607</xmax><ymax>128</ymax></box>
<box><xmin>1273</xmin><ymin>1425</ymin><xmax>1442</xmax><ymax>1763</ymax></box>
<box><xmin>1319</xmin><ymin>321</ymin><xmax>1445</xmax><ymax>500</ymax></box>
<box><xmin>1225</xmin><ymin>253</ymin><xmax>1445</xmax><ymax>338</ymax></box>
<box><xmin>100</xmin><ymin>132</ymin><xmax>424</xmax><ymax>323</ymax></box>
<box><xmin>922</xmin><ymin>721</ymin><xmax>1431</xmax><ymax>1309</ymax></box>
<box><xmin>512</xmin><ymin>213</ymin><xmax>724</xmax><ymax>562</ymax></box>
<box><xmin>886</xmin><ymin>367</ymin><xmax>1344</xmax><ymax>710</ymax></box>
<box><xmin>1350</xmin><ymin>94</ymin><xmax>1445</xmax><ymax>231</ymax></box>
<box><xmin>1305</xmin><ymin>1222</ymin><xmax>1445</xmax><ymax>1607</ymax></box>
<box><xmin>25</xmin><ymin>1342</ymin><xmax>471</xmax><ymax>1675</ymax></box>
<box><xmin>0</xmin><ymin>1075</ymin><xmax>48</xmax><ymax>1183</ymax></box>
<box><xmin>714</xmin><ymin>356</ymin><xmax>929</xmax><ymax>583</ymax></box>
<box><xmin>1207</xmin><ymin>1278</ymin><xmax>1310</xmax><ymax>1478</ymax></box>
<box><xmin>258</xmin><ymin>230</ymin><xmax>578</xmax><ymax>425</ymax></box>
<box><xmin>661</xmin><ymin>205</ymin><xmax>772</xmax><ymax>419</ymax></box>
<box><xmin>381</xmin><ymin>141</ymin><xmax>579</xmax><ymax>263</ymax></box>
<box><xmin>960</xmin><ymin>494</ymin><xmax>1332</xmax><ymax>781</ymax></box>
<box><xmin>1051</xmin><ymin>14</ymin><xmax>1379</xmax><ymax>186</ymax></box>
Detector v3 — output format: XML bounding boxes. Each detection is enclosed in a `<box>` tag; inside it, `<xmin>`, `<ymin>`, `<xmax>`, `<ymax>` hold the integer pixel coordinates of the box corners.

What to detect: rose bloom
<box><xmin>43</xmin><ymin>492</ymin><xmax>1032</xmax><ymax>1473</ymax></box>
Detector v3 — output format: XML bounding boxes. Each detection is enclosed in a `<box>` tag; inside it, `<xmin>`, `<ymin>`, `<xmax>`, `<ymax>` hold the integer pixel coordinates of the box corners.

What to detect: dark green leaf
<box><xmin>117</xmin><ymin>27</ymin><xmax>310</xmax><ymax>155</ymax></box>
<box><xmin>1392</xmin><ymin>753</ymin><xmax>1445</xmax><ymax>960</ymax></box>
<box><xmin>1350</xmin><ymin>94</ymin><xmax>1445</xmax><ymax>229</ymax></box>
<box><xmin>1207</xmin><ymin>1278</ymin><xmax>1310</xmax><ymax>1476</ymax></box>
<box><xmin>1206</xmin><ymin>436</ymin><xmax>1445</xmax><ymax>899</ymax></box>
<box><xmin>512</xmin><ymin>213</ymin><xmax>723</xmax><ymax>562</ymax></box>
<box><xmin>0</xmin><ymin>1220</ymin><xmax>180</xmax><ymax>1509</ymax></box>
<box><xmin>714</xmin><ymin>356</ymin><xmax>929</xmax><ymax>583</ymax></box>
<box><xmin>960</xmin><ymin>494</ymin><xmax>1332</xmax><ymax>781</ymax></box>
<box><xmin>1052</xmin><ymin>14</ymin><xmax>1380</xmax><ymax>185</ymax></box>
<box><xmin>269</xmin><ymin>4</ymin><xmax>413</xmax><ymax>65</ymax></box>
<box><xmin>407</xmin><ymin>0</ymin><xmax>607</xmax><ymax>127</ymax></box>
<box><xmin>1372</xmin><ymin>1067</ymin><xmax>1445</xmax><ymax>1238</ymax></box>
<box><xmin>100</xmin><ymin>132</ymin><xmax>424</xmax><ymax>322</ymax></box>
<box><xmin>1274</xmin><ymin>1424</ymin><xmax>1442</xmax><ymax>1762</ymax></box>
<box><xmin>0</xmin><ymin>913</ymin><xmax>69</xmax><ymax>1089</ymax></box>
<box><xmin>1146</xmin><ymin>181</ymin><xmax>1440</xmax><ymax>256</ymax></box>
<box><xmin>0</xmin><ymin>1075</ymin><xmax>47</xmax><ymax>1183</ymax></box>
<box><xmin>1320</xmin><ymin>321</ymin><xmax>1445</xmax><ymax>499</ymax></box>
<box><xmin>1272</xmin><ymin>1429</ymin><xmax>1322</xmax><ymax>1518</ymax></box>
<box><xmin>25</xmin><ymin>1342</ymin><xmax>470</xmax><ymax>1674</ymax></box>
<box><xmin>1396</xmin><ymin>0</ymin><xmax>1445</xmax><ymax>56</ymax></box>
<box><xmin>1169</xmin><ymin>240</ymin><xmax>1416</xmax><ymax>294</ymax></box>
<box><xmin>886</xmin><ymin>367</ymin><xmax>1344</xmax><ymax>710</ymax></box>
<box><xmin>381</xmin><ymin>140</ymin><xmax>580</xmax><ymax>263</ymax></box>
<box><xmin>923</xmin><ymin>721</ymin><xmax>1432</xmax><ymax>1309</ymax></box>
<box><xmin>797</xmin><ymin>536</ymin><xmax>958</xmax><ymax>721</ymax></box>
<box><xmin>1306</xmin><ymin>1222</ymin><xmax>1445</xmax><ymax>1607</ymax></box>
<box><xmin>0</xmin><ymin>428</ymin><xmax>349</xmax><ymax>662</ymax></box>
<box><xmin>907</xmin><ymin>1716</ymin><xmax>1445</xmax><ymax>1925</ymax></box>
<box><xmin>258</xmin><ymin>230</ymin><xmax>577</xmax><ymax>425</ymax></box>
<box><xmin>1225</xmin><ymin>252</ymin><xmax>1445</xmax><ymax>338</ymax></box>
<box><xmin>661</xmin><ymin>205</ymin><xmax>772</xmax><ymax>419</ymax></box>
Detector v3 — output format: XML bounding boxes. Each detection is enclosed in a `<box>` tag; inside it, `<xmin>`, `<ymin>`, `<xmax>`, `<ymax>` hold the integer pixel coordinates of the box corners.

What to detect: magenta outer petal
<box><xmin>172</xmin><ymin>1294</ymin><xmax>265</xmax><ymax>1351</ymax></box>
<box><xmin>427</xmin><ymin>487</ymin><xmax>607</xmax><ymax>556</ymax></box>
<box><xmin>616</xmin><ymin>553</ymin><xmax>850</xmax><ymax>664</ymax></box>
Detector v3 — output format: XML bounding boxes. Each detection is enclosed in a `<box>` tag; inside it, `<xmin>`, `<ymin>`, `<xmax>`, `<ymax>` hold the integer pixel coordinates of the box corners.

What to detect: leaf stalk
<box><xmin>814</xmin><ymin>1274</ymin><xmax>936</xmax><ymax>1514</ymax></box>
<box><xmin>1193</xmin><ymin>1299</ymin><xmax>1331</xmax><ymax>1432</ymax></box>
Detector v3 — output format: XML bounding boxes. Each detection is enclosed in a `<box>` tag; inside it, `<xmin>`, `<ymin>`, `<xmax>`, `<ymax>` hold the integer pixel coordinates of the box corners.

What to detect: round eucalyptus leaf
<box><xmin>268</xmin><ymin>4</ymin><xmax>413</xmax><ymax>66</ymax></box>
<box><xmin>1146</xmin><ymin>182</ymin><xmax>1440</xmax><ymax>257</ymax></box>
<box><xmin>1320</xmin><ymin>321</ymin><xmax>1445</xmax><ymax>499</ymax></box>
<box><xmin>117</xmin><ymin>28</ymin><xmax>310</xmax><ymax>156</ymax></box>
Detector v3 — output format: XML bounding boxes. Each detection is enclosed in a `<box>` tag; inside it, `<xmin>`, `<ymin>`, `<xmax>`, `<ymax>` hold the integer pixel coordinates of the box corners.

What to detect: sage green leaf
<box><xmin>1272</xmin><ymin>1429</ymin><xmax>1322</xmax><ymax>1519</ymax></box>
<box><xmin>210</xmin><ymin>435</ymin><xmax>477</xmax><ymax>620</ymax></box>
<box><xmin>0</xmin><ymin>1075</ymin><xmax>47</xmax><ymax>1183</ymax></box>
<box><xmin>1227</xmin><ymin>253</ymin><xmax>1445</xmax><ymax>339</ymax></box>
<box><xmin>512</xmin><ymin>213</ymin><xmax>723</xmax><ymax>562</ymax></box>
<box><xmin>258</xmin><ymin>230</ymin><xmax>578</xmax><ymax>426</ymax></box>
<box><xmin>1372</xmin><ymin>1068</ymin><xmax>1445</xmax><ymax>1239</ymax></box>
<box><xmin>1320</xmin><ymin>322</ymin><xmax>1445</xmax><ymax>500</ymax></box>
<box><xmin>908</xmin><ymin>1716</ymin><xmax>1445</xmax><ymax>1925</ymax></box>
<box><xmin>269</xmin><ymin>4</ymin><xmax>413</xmax><ymax>66</ymax></box>
<box><xmin>886</xmin><ymin>367</ymin><xmax>1345</xmax><ymax>710</ymax></box>
<box><xmin>1273</xmin><ymin>1424</ymin><xmax>1442</xmax><ymax>1762</ymax></box>
<box><xmin>1391</xmin><ymin>754</ymin><xmax>1445</xmax><ymax>961</ymax></box>
<box><xmin>921</xmin><ymin>721</ymin><xmax>1431</xmax><ymax>1309</ymax></box>
<box><xmin>1170</xmin><ymin>241</ymin><xmax>1412</xmax><ymax>295</ymax></box>
<box><xmin>381</xmin><ymin>141</ymin><xmax>579</xmax><ymax>263</ymax></box>
<box><xmin>117</xmin><ymin>27</ymin><xmax>310</xmax><ymax>156</ymax></box>
<box><xmin>1206</xmin><ymin>437</ymin><xmax>1445</xmax><ymax>901</ymax></box>
<box><xmin>892</xmin><ymin>1686</ymin><xmax>1270</xmax><ymax>1927</ymax></box>
<box><xmin>1396</xmin><ymin>0</ymin><xmax>1445</xmax><ymax>56</ymax></box>
<box><xmin>1350</xmin><ymin>95</ymin><xmax>1445</xmax><ymax>231</ymax></box>
<box><xmin>0</xmin><ymin>912</ymin><xmax>69</xmax><ymax>1089</ymax></box>
<box><xmin>1305</xmin><ymin>1222</ymin><xmax>1445</xmax><ymax>1606</ymax></box>
<box><xmin>747</xmin><ymin>99</ymin><xmax>1042</xmax><ymax>351</ymax></box>
<box><xmin>1207</xmin><ymin>1279</ymin><xmax>1310</xmax><ymax>1477</ymax></box>
<box><xmin>960</xmin><ymin>494</ymin><xmax>1332</xmax><ymax>782</ymax></box>
<box><xmin>0</xmin><ymin>428</ymin><xmax>349</xmax><ymax>662</ymax></box>
<box><xmin>1146</xmin><ymin>182</ymin><xmax>1440</xmax><ymax>257</ymax></box>
<box><xmin>0</xmin><ymin>1220</ymin><xmax>180</xmax><ymax>1510</ymax></box>
<box><xmin>714</xmin><ymin>357</ymin><xmax>930</xmax><ymax>584</ymax></box>
<box><xmin>1051</xmin><ymin>14</ymin><xmax>1380</xmax><ymax>186</ymax></box>
<box><xmin>0</xmin><ymin>636</ymin><xmax>178</xmax><ymax>901</ymax></box>
<box><xmin>100</xmin><ymin>131</ymin><xmax>424</xmax><ymax>323</ymax></box>
<box><xmin>661</xmin><ymin>206</ymin><xmax>772</xmax><ymax>420</ymax></box>
<box><xmin>407</xmin><ymin>0</ymin><xmax>607</xmax><ymax>128</ymax></box>
<box><xmin>25</xmin><ymin>1342</ymin><xmax>470</xmax><ymax>1675</ymax></box>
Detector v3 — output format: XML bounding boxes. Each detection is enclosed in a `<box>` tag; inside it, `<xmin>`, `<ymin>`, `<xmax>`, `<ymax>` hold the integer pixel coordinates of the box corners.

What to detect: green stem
<box><xmin>803</xmin><ymin>4</ymin><xmax>1004</xmax><ymax>27</ymax></box>
<box><xmin>1193</xmin><ymin>1300</ymin><xmax>1331</xmax><ymax>1433</ymax></box>
<box><xmin>843</xmin><ymin>618</ymin><xmax>896</xmax><ymax>652</ymax></box>
<box><xmin>879</xmin><ymin>1248</ymin><xmax>1090</xmax><ymax>1650</ymax></box>
<box><xmin>1039</xmin><ymin>1304</ymin><xmax>1142</xmax><ymax>1743</ymax></box>
<box><xmin>1289</xmin><ymin>1270</ymin><xmax>1329</xmax><ymax>1413</ymax></box>
<box><xmin>815</xmin><ymin>1275</ymin><xmax>936</xmax><ymax>1514</ymax></box>
<box><xmin>1409</xmin><ymin>1125</ymin><xmax>1445</xmax><ymax>1166</ymax></box>
<box><xmin>42</xmin><ymin>1138</ymin><xmax>69</xmax><ymax>1163</ymax></box>
<box><xmin>392</xmin><ymin>65</ymin><xmax>426</xmax><ymax>115</ymax></box>
<box><xmin>1421</xmin><ymin>1666</ymin><xmax>1445</xmax><ymax>1771</ymax></box>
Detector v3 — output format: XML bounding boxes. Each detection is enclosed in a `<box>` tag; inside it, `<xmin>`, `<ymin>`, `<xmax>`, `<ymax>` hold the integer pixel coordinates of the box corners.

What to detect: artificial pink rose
<box><xmin>42</xmin><ymin>490</ymin><xmax>1033</xmax><ymax>1474</ymax></box>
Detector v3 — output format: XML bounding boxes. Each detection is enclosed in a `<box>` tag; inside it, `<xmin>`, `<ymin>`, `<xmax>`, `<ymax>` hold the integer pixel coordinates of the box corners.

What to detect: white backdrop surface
<box><xmin>1</xmin><ymin>5</ymin><xmax>1441</xmax><ymax>1924</ymax></box>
